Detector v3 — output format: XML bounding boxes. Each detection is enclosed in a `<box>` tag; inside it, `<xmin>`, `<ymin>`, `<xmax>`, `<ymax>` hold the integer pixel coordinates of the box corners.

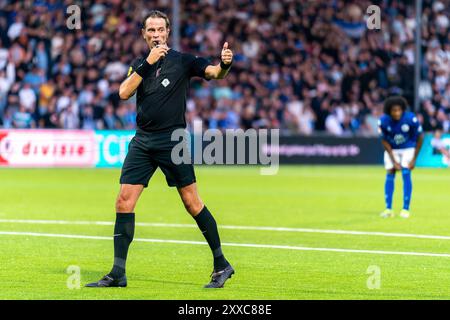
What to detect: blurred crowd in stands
<box><xmin>0</xmin><ymin>0</ymin><xmax>449</xmax><ymax>135</ymax></box>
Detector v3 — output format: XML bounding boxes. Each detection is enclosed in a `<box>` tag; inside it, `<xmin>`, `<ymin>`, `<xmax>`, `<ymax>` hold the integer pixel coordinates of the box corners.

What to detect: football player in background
<box><xmin>378</xmin><ymin>96</ymin><xmax>424</xmax><ymax>218</ymax></box>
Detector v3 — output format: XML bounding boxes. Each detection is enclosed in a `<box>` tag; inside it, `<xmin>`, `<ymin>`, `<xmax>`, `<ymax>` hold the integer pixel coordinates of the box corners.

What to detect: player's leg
<box><xmin>86</xmin><ymin>133</ymin><xmax>156</xmax><ymax>287</ymax></box>
<box><xmin>399</xmin><ymin>148</ymin><xmax>415</xmax><ymax>218</ymax></box>
<box><xmin>159</xmin><ymin>154</ymin><xmax>231</xmax><ymax>271</ymax></box>
<box><xmin>400</xmin><ymin>167</ymin><xmax>412</xmax><ymax>218</ymax></box>
<box><xmin>156</xmin><ymin>132</ymin><xmax>234</xmax><ymax>288</ymax></box>
<box><xmin>384</xmin><ymin>169</ymin><xmax>396</xmax><ymax>213</ymax></box>
<box><xmin>85</xmin><ymin>184</ymin><xmax>144</xmax><ymax>287</ymax></box>
<box><xmin>381</xmin><ymin>151</ymin><xmax>396</xmax><ymax>218</ymax></box>
<box><xmin>177</xmin><ymin>182</ymin><xmax>234</xmax><ymax>288</ymax></box>
<box><xmin>177</xmin><ymin>183</ymin><xmax>229</xmax><ymax>269</ymax></box>
<box><xmin>109</xmin><ymin>184</ymin><xmax>144</xmax><ymax>278</ymax></box>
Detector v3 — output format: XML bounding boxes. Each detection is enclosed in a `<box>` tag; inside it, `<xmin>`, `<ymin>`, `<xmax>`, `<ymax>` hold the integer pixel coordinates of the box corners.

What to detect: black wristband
<box><xmin>134</xmin><ymin>59</ymin><xmax>153</xmax><ymax>78</ymax></box>
<box><xmin>220</xmin><ymin>60</ymin><xmax>232</xmax><ymax>70</ymax></box>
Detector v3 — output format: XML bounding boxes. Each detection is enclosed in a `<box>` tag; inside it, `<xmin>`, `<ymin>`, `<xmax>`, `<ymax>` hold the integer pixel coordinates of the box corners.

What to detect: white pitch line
<box><xmin>1</xmin><ymin>218</ymin><xmax>450</xmax><ymax>241</ymax></box>
<box><xmin>0</xmin><ymin>231</ymin><xmax>449</xmax><ymax>258</ymax></box>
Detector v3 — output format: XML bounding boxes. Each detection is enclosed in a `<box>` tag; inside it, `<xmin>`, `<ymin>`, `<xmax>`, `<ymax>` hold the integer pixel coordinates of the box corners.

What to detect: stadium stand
<box><xmin>0</xmin><ymin>0</ymin><xmax>449</xmax><ymax>135</ymax></box>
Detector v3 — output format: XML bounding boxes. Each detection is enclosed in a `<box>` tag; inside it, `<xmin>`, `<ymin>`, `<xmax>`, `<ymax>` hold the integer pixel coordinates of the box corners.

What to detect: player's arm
<box><xmin>119</xmin><ymin>46</ymin><xmax>169</xmax><ymax>100</ymax></box>
<box><xmin>443</xmin><ymin>148</ymin><xmax>450</xmax><ymax>158</ymax></box>
<box><xmin>408</xmin><ymin>117</ymin><xmax>424</xmax><ymax>170</ymax></box>
<box><xmin>409</xmin><ymin>133</ymin><xmax>424</xmax><ymax>170</ymax></box>
<box><xmin>204</xmin><ymin>42</ymin><xmax>233</xmax><ymax>80</ymax></box>
<box><xmin>119</xmin><ymin>71</ymin><xmax>143</xmax><ymax>100</ymax></box>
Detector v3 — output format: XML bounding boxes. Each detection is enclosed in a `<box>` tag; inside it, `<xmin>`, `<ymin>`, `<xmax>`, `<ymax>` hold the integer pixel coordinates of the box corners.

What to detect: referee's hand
<box><xmin>221</xmin><ymin>42</ymin><xmax>233</xmax><ymax>65</ymax></box>
<box><xmin>146</xmin><ymin>44</ymin><xmax>169</xmax><ymax>65</ymax></box>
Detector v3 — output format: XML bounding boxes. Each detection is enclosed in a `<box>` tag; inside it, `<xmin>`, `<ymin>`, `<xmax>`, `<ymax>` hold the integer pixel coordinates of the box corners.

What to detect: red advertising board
<box><xmin>0</xmin><ymin>130</ymin><xmax>96</xmax><ymax>167</ymax></box>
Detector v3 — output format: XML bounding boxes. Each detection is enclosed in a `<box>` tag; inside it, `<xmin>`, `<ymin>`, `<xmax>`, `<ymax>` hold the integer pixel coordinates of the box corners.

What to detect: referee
<box><xmin>86</xmin><ymin>10</ymin><xmax>234</xmax><ymax>288</ymax></box>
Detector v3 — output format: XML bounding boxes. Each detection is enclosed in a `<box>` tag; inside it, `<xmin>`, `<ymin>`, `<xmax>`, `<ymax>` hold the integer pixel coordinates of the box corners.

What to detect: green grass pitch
<box><xmin>0</xmin><ymin>166</ymin><xmax>449</xmax><ymax>299</ymax></box>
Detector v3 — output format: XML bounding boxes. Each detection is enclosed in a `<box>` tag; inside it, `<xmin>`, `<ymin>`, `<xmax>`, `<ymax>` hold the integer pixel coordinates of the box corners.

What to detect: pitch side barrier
<box><xmin>0</xmin><ymin>129</ymin><xmax>442</xmax><ymax>167</ymax></box>
<box><xmin>269</xmin><ymin>135</ymin><xmax>382</xmax><ymax>165</ymax></box>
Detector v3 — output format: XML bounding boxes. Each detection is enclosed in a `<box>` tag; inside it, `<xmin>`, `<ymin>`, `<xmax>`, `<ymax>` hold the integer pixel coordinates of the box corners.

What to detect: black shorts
<box><xmin>120</xmin><ymin>128</ymin><xmax>195</xmax><ymax>188</ymax></box>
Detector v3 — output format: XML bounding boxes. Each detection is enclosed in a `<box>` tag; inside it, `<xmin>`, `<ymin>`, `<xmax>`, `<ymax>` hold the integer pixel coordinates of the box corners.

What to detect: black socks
<box><xmin>109</xmin><ymin>208</ymin><xmax>228</xmax><ymax>277</ymax></box>
<box><xmin>110</xmin><ymin>213</ymin><xmax>135</xmax><ymax>278</ymax></box>
<box><xmin>194</xmin><ymin>206</ymin><xmax>229</xmax><ymax>271</ymax></box>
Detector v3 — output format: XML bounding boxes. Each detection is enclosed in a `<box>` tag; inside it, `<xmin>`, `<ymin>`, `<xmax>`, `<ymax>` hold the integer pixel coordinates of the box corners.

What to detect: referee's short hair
<box><xmin>142</xmin><ymin>10</ymin><xmax>170</xmax><ymax>30</ymax></box>
<box><xmin>383</xmin><ymin>96</ymin><xmax>408</xmax><ymax>115</ymax></box>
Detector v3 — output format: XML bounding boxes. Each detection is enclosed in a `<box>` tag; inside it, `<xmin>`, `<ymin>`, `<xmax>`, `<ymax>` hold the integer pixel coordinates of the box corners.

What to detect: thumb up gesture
<box><xmin>221</xmin><ymin>42</ymin><xmax>233</xmax><ymax>65</ymax></box>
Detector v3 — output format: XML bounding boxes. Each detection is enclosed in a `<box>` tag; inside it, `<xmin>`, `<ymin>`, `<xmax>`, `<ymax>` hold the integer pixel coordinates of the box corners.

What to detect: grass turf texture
<box><xmin>0</xmin><ymin>166</ymin><xmax>449</xmax><ymax>299</ymax></box>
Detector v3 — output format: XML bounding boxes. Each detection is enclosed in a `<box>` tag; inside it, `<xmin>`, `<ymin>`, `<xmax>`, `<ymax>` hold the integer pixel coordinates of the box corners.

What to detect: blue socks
<box><xmin>384</xmin><ymin>169</ymin><xmax>413</xmax><ymax>210</ymax></box>
<box><xmin>402</xmin><ymin>168</ymin><xmax>412</xmax><ymax>210</ymax></box>
<box><xmin>384</xmin><ymin>173</ymin><xmax>395</xmax><ymax>209</ymax></box>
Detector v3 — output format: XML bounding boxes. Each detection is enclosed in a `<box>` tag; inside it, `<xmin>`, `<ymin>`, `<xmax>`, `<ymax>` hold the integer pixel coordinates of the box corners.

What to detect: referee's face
<box><xmin>142</xmin><ymin>17</ymin><xmax>170</xmax><ymax>49</ymax></box>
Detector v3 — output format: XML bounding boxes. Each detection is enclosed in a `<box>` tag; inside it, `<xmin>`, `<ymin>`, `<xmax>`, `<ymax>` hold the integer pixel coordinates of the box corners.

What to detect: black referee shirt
<box><xmin>127</xmin><ymin>49</ymin><xmax>210</xmax><ymax>132</ymax></box>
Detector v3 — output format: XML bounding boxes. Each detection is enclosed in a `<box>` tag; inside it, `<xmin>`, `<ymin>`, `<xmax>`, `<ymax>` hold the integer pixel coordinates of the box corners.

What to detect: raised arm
<box><xmin>119</xmin><ymin>45</ymin><xmax>169</xmax><ymax>100</ymax></box>
<box><xmin>205</xmin><ymin>42</ymin><xmax>233</xmax><ymax>80</ymax></box>
<box><xmin>119</xmin><ymin>71</ymin><xmax>144</xmax><ymax>100</ymax></box>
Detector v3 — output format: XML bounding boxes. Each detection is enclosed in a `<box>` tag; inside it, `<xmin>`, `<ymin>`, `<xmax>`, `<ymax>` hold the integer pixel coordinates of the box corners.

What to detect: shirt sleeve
<box><xmin>127</xmin><ymin>58</ymin><xmax>144</xmax><ymax>77</ymax></box>
<box><xmin>185</xmin><ymin>54</ymin><xmax>211</xmax><ymax>80</ymax></box>
<box><xmin>378</xmin><ymin>118</ymin><xmax>387</xmax><ymax>139</ymax></box>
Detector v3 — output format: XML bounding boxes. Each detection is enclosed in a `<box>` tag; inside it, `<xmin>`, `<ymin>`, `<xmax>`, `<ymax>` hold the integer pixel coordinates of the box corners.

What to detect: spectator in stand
<box><xmin>18</xmin><ymin>82</ymin><xmax>36</xmax><ymax>113</ymax></box>
<box><xmin>12</xmin><ymin>104</ymin><xmax>34</xmax><ymax>128</ymax></box>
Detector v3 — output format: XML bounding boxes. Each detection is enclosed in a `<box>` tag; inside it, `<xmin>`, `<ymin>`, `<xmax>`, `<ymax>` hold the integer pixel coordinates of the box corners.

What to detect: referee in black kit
<box><xmin>86</xmin><ymin>10</ymin><xmax>234</xmax><ymax>288</ymax></box>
